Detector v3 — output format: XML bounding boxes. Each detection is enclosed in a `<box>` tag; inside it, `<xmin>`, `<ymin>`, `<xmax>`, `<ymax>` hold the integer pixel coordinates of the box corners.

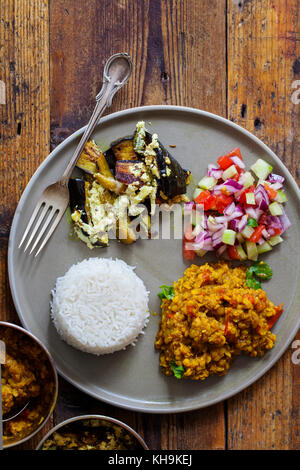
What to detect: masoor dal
<box><xmin>155</xmin><ymin>261</ymin><xmax>282</xmax><ymax>380</ymax></box>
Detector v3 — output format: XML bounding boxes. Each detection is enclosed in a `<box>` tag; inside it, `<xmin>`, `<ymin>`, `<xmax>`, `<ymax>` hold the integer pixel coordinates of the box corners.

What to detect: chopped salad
<box><xmin>183</xmin><ymin>148</ymin><xmax>291</xmax><ymax>261</ymax></box>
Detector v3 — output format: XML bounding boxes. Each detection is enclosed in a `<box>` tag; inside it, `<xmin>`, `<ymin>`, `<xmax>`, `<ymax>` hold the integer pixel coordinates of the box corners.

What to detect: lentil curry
<box><xmin>155</xmin><ymin>261</ymin><xmax>283</xmax><ymax>380</ymax></box>
<box><xmin>0</xmin><ymin>326</ymin><xmax>56</xmax><ymax>445</ymax></box>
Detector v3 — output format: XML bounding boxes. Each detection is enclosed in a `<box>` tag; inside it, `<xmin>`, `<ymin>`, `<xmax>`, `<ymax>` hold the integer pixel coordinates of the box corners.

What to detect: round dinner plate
<box><xmin>8</xmin><ymin>105</ymin><xmax>300</xmax><ymax>413</ymax></box>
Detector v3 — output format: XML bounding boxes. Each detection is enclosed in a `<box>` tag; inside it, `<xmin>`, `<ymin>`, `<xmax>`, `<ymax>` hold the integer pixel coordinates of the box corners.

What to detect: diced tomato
<box><xmin>217</xmin><ymin>155</ymin><xmax>234</xmax><ymax>170</ymax></box>
<box><xmin>267</xmin><ymin>304</ymin><xmax>284</xmax><ymax>329</ymax></box>
<box><xmin>264</xmin><ymin>182</ymin><xmax>278</xmax><ymax>200</ymax></box>
<box><xmin>218</xmin><ymin>148</ymin><xmax>243</xmax><ymax>170</ymax></box>
<box><xmin>183</xmin><ymin>223</ymin><xmax>195</xmax><ymax>260</ymax></box>
<box><xmin>183</xmin><ymin>239</ymin><xmax>195</xmax><ymax>260</ymax></box>
<box><xmin>225</xmin><ymin>147</ymin><xmax>243</xmax><ymax>160</ymax></box>
<box><xmin>273</xmin><ymin>227</ymin><xmax>282</xmax><ymax>235</ymax></box>
<box><xmin>215</xmin><ymin>194</ymin><xmax>234</xmax><ymax>214</ymax></box>
<box><xmin>249</xmin><ymin>224</ymin><xmax>265</xmax><ymax>243</ymax></box>
<box><xmin>195</xmin><ymin>190</ymin><xmax>216</xmax><ymax>210</ymax></box>
<box><xmin>227</xmin><ymin>245</ymin><xmax>241</xmax><ymax>260</ymax></box>
<box><xmin>239</xmin><ymin>185</ymin><xmax>256</xmax><ymax>205</ymax></box>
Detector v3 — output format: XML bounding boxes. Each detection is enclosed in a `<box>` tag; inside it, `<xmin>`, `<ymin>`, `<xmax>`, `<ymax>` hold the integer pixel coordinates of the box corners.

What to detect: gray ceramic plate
<box><xmin>8</xmin><ymin>106</ymin><xmax>300</xmax><ymax>413</ymax></box>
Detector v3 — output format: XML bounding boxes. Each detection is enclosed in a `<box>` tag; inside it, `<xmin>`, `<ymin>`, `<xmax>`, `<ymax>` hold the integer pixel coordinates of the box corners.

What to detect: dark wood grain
<box><xmin>0</xmin><ymin>0</ymin><xmax>299</xmax><ymax>451</ymax></box>
<box><xmin>0</xmin><ymin>0</ymin><xmax>53</xmax><ymax>450</ymax></box>
<box><xmin>227</xmin><ymin>0</ymin><xmax>300</xmax><ymax>449</ymax></box>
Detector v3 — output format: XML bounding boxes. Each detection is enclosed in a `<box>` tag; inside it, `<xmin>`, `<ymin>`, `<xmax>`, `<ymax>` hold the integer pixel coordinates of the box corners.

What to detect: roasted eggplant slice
<box><xmin>103</xmin><ymin>148</ymin><xmax>116</xmax><ymax>176</ymax></box>
<box><xmin>68</xmin><ymin>178</ymin><xmax>109</xmax><ymax>248</ymax></box>
<box><xmin>76</xmin><ymin>141</ymin><xmax>103</xmax><ymax>174</ymax></box>
<box><xmin>110</xmin><ymin>136</ymin><xmax>138</xmax><ymax>161</ymax></box>
<box><xmin>155</xmin><ymin>143</ymin><xmax>188</xmax><ymax>198</ymax></box>
<box><xmin>96</xmin><ymin>153</ymin><xmax>113</xmax><ymax>178</ymax></box>
<box><xmin>68</xmin><ymin>178</ymin><xmax>88</xmax><ymax>224</ymax></box>
<box><xmin>115</xmin><ymin>160</ymin><xmax>146</xmax><ymax>186</ymax></box>
<box><xmin>94</xmin><ymin>173</ymin><xmax>126</xmax><ymax>194</ymax></box>
<box><xmin>133</xmin><ymin>123</ymin><xmax>189</xmax><ymax>198</ymax></box>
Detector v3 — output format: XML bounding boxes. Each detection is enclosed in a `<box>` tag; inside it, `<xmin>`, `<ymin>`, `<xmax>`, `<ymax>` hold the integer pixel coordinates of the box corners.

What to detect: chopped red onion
<box><xmin>238</xmin><ymin>214</ymin><xmax>248</xmax><ymax>232</ymax></box>
<box><xmin>229</xmin><ymin>219</ymin><xmax>239</xmax><ymax>231</ymax></box>
<box><xmin>231</xmin><ymin>156</ymin><xmax>246</xmax><ymax>169</ymax></box>
<box><xmin>224</xmin><ymin>179</ymin><xmax>243</xmax><ymax>193</ymax></box>
<box><xmin>224</xmin><ymin>201</ymin><xmax>236</xmax><ymax>216</ymax></box>
<box><xmin>255</xmin><ymin>184</ymin><xmax>269</xmax><ymax>211</ymax></box>
<box><xmin>212</xmin><ymin>229</ymin><xmax>224</xmax><ymax>241</ymax></box>
<box><xmin>266</xmin><ymin>215</ymin><xmax>282</xmax><ymax>229</ymax></box>
<box><xmin>245</xmin><ymin>207</ymin><xmax>263</xmax><ymax>220</ymax></box>
<box><xmin>207</xmin><ymin>218</ymin><xmax>224</xmax><ymax>233</ymax></box>
<box><xmin>267</xmin><ymin>173</ymin><xmax>285</xmax><ymax>185</ymax></box>
<box><xmin>262</xmin><ymin>228</ymin><xmax>271</xmax><ymax>239</ymax></box>
<box><xmin>269</xmin><ymin>182</ymin><xmax>283</xmax><ymax>191</ymax></box>
<box><xmin>279</xmin><ymin>208</ymin><xmax>291</xmax><ymax>233</ymax></box>
<box><xmin>208</xmin><ymin>168</ymin><xmax>223</xmax><ymax>179</ymax></box>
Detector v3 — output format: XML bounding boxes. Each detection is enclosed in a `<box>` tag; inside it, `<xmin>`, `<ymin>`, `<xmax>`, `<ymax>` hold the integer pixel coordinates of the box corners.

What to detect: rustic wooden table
<box><xmin>0</xmin><ymin>0</ymin><xmax>299</xmax><ymax>450</ymax></box>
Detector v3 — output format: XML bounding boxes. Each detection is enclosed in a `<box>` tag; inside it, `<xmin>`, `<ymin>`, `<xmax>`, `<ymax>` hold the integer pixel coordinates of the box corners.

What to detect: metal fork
<box><xmin>18</xmin><ymin>53</ymin><xmax>133</xmax><ymax>256</ymax></box>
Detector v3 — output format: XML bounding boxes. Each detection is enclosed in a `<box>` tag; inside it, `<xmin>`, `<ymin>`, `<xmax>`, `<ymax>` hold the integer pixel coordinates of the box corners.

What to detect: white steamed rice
<box><xmin>50</xmin><ymin>258</ymin><xmax>149</xmax><ymax>355</ymax></box>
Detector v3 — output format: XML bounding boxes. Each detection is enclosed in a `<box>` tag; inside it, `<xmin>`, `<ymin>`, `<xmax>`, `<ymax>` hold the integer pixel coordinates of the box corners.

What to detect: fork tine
<box><xmin>18</xmin><ymin>201</ymin><xmax>44</xmax><ymax>249</ymax></box>
<box><xmin>34</xmin><ymin>210</ymin><xmax>62</xmax><ymax>257</ymax></box>
<box><xmin>29</xmin><ymin>208</ymin><xmax>57</xmax><ymax>255</ymax></box>
<box><xmin>23</xmin><ymin>203</ymin><xmax>48</xmax><ymax>253</ymax></box>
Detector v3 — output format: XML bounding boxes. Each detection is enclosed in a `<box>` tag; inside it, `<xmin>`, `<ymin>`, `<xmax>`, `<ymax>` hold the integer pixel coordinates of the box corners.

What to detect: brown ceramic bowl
<box><xmin>0</xmin><ymin>321</ymin><xmax>58</xmax><ymax>448</ymax></box>
<box><xmin>36</xmin><ymin>415</ymin><xmax>148</xmax><ymax>450</ymax></box>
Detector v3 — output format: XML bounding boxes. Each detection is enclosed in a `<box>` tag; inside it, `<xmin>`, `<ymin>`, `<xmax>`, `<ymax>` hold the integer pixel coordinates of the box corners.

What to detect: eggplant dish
<box><xmin>69</xmin><ymin>121</ymin><xmax>190</xmax><ymax>248</ymax></box>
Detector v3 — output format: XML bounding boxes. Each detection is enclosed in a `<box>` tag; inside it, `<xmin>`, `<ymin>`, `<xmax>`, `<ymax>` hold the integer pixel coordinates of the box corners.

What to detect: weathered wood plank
<box><xmin>227</xmin><ymin>0</ymin><xmax>300</xmax><ymax>449</ymax></box>
<box><xmin>0</xmin><ymin>0</ymin><xmax>52</xmax><ymax>450</ymax></box>
<box><xmin>49</xmin><ymin>0</ymin><xmax>227</xmax><ymax>450</ymax></box>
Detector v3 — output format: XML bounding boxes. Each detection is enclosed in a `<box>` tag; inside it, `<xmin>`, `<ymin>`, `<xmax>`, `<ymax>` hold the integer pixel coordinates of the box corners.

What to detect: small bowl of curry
<box><xmin>0</xmin><ymin>321</ymin><xmax>58</xmax><ymax>448</ymax></box>
<box><xmin>36</xmin><ymin>415</ymin><xmax>148</xmax><ymax>450</ymax></box>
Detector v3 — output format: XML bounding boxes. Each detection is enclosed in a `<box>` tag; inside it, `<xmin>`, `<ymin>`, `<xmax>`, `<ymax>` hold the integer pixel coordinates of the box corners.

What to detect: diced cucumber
<box><xmin>269</xmin><ymin>201</ymin><xmax>283</xmax><ymax>216</ymax></box>
<box><xmin>245</xmin><ymin>192</ymin><xmax>255</xmax><ymax>205</ymax></box>
<box><xmin>198</xmin><ymin>176</ymin><xmax>217</xmax><ymax>190</ymax></box>
<box><xmin>222</xmin><ymin>229</ymin><xmax>236</xmax><ymax>245</ymax></box>
<box><xmin>276</xmin><ymin>190</ymin><xmax>288</xmax><ymax>203</ymax></box>
<box><xmin>222</xmin><ymin>165</ymin><xmax>238</xmax><ymax>180</ymax></box>
<box><xmin>257</xmin><ymin>241</ymin><xmax>272</xmax><ymax>254</ymax></box>
<box><xmin>236</xmin><ymin>232</ymin><xmax>245</xmax><ymax>243</ymax></box>
<box><xmin>236</xmin><ymin>244</ymin><xmax>247</xmax><ymax>260</ymax></box>
<box><xmin>268</xmin><ymin>235</ymin><xmax>283</xmax><ymax>246</ymax></box>
<box><xmin>251</xmin><ymin>159</ymin><xmax>273</xmax><ymax>180</ymax></box>
<box><xmin>241</xmin><ymin>225</ymin><xmax>255</xmax><ymax>239</ymax></box>
<box><xmin>246</xmin><ymin>240</ymin><xmax>258</xmax><ymax>261</ymax></box>
<box><xmin>193</xmin><ymin>187</ymin><xmax>204</xmax><ymax>200</ymax></box>
<box><xmin>239</xmin><ymin>171</ymin><xmax>255</xmax><ymax>188</ymax></box>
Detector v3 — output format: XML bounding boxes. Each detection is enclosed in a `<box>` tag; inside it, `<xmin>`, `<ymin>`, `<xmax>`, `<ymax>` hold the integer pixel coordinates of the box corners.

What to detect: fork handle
<box><xmin>59</xmin><ymin>53</ymin><xmax>132</xmax><ymax>186</ymax></box>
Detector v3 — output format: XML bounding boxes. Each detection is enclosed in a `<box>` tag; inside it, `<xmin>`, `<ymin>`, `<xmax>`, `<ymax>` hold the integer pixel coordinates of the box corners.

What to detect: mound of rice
<box><xmin>50</xmin><ymin>258</ymin><xmax>149</xmax><ymax>355</ymax></box>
